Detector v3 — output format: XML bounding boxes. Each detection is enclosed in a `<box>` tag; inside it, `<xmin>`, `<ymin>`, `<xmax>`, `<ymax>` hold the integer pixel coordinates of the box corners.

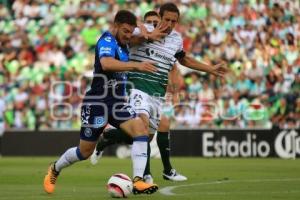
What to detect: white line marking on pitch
<box><xmin>159</xmin><ymin>178</ymin><xmax>300</xmax><ymax>196</ymax></box>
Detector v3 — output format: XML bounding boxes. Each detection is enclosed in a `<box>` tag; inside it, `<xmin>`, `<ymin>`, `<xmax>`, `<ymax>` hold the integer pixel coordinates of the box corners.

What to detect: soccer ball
<box><xmin>107</xmin><ymin>173</ymin><xmax>133</xmax><ymax>198</ymax></box>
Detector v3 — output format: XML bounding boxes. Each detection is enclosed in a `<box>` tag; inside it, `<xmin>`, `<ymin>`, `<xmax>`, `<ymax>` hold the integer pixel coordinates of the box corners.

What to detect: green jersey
<box><xmin>128</xmin><ymin>24</ymin><xmax>184</xmax><ymax>97</ymax></box>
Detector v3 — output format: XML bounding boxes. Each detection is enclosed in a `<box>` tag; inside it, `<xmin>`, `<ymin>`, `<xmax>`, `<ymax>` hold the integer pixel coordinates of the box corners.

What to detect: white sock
<box><xmin>131</xmin><ymin>136</ymin><xmax>148</xmax><ymax>178</ymax></box>
<box><xmin>55</xmin><ymin>147</ymin><xmax>84</xmax><ymax>172</ymax></box>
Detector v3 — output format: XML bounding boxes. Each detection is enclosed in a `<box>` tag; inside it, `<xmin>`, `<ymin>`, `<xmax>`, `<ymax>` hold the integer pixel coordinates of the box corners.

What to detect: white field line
<box><xmin>159</xmin><ymin>178</ymin><xmax>300</xmax><ymax>196</ymax></box>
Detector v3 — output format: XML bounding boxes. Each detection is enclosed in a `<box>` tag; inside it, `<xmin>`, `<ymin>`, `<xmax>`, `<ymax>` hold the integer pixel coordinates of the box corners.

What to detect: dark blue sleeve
<box><xmin>97</xmin><ymin>35</ymin><xmax>116</xmax><ymax>59</ymax></box>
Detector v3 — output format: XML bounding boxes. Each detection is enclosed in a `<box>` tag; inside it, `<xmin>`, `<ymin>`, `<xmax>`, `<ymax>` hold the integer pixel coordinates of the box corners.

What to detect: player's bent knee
<box><xmin>158</xmin><ymin>124</ymin><xmax>170</xmax><ymax>132</ymax></box>
<box><xmin>158</xmin><ymin>116</ymin><xmax>170</xmax><ymax>132</ymax></box>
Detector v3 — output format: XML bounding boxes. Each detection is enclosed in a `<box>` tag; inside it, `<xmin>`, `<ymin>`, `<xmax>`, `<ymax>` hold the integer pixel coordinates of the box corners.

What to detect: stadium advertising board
<box><xmin>1</xmin><ymin>129</ymin><xmax>299</xmax><ymax>158</ymax></box>
<box><xmin>171</xmin><ymin>129</ymin><xmax>300</xmax><ymax>158</ymax></box>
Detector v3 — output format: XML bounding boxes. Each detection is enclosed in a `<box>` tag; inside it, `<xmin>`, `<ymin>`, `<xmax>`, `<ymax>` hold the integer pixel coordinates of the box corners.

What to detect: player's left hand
<box><xmin>210</xmin><ymin>62</ymin><xmax>228</xmax><ymax>77</ymax></box>
<box><xmin>148</xmin><ymin>22</ymin><xmax>168</xmax><ymax>41</ymax></box>
<box><xmin>138</xmin><ymin>23</ymin><xmax>148</xmax><ymax>39</ymax></box>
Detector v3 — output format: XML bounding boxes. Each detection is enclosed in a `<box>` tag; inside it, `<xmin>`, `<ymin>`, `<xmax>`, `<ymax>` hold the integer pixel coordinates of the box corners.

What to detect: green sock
<box><xmin>144</xmin><ymin>141</ymin><xmax>151</xmax><ymax>176</ymax></box>
<box><xmin>96</xmin><ymin>129</ymin><xmax>133</xmax><ymax>152</ymax></box>
<box><xmin>157</xmin><ymin>131</ymin><xmax>172</xmax><ymax>173</ymax></box>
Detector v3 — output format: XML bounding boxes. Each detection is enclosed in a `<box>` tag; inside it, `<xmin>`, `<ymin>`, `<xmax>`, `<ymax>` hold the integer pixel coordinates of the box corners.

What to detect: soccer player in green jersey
<box><xmin>91</xmin><ymin>3</ymin><xmax>227</xmax><ymax>182</ymax></box>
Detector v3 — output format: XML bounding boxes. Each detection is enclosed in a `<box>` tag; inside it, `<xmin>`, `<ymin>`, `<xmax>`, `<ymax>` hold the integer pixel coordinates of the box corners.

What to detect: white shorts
<box><xmin>128</xmin><ymin>89</ymin><xmax>164</xmax><ymax>134</ymax></box>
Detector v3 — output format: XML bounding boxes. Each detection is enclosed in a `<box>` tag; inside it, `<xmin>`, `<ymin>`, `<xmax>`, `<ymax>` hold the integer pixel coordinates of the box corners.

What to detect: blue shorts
<box><xmin>80</xmin><ymin>99</ymin><xmax>136</xmax><ymax>141</ymax></box>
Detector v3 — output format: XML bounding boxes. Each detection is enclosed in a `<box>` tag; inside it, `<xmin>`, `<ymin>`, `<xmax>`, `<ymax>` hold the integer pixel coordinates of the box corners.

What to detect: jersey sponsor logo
<box><xmin>84</xmin><ymin>128</ymin><xmax>92</xmax><ymax>138</ymax></box>
<box><xmin>275</xmin><ymin>130</ymin><xmax>299</xmax><ymax>159</ymax></box>
<box><xmin>145</xmin><ymin>48</ymin><xmax>155</xmax><ymax>56</ymax></box>
<box><xmin>104</xmin><ymin>36</ymin><xmax>112</xmax><ymax>42</ymax></box>
<box><xmin>145</xmin><ymin>48</ymin><xmax>173</xmax><ymax>62</ymax></box>
<box><xmin>94</xmin><ymin>116</ymin><xmax>106</xmax><ymax>128</ymax></box>
<box><xmin>100</xmin><ymin>47</ymin><xmax>112</xmax><ymax>54</ymax></box>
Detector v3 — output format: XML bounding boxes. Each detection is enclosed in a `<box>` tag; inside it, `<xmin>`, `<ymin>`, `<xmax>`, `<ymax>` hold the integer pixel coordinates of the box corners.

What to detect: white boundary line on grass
<box><xmin>159</xmin><ymin>178</ymin><xmax>300</xmax><ymax>196</ymax></box>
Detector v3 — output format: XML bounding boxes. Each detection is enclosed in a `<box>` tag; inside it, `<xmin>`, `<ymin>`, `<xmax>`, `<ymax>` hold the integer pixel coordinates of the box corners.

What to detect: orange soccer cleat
<box><xmin>43</xmin><ymin>163</ymin><xmax>59</xmax><ymax>194</ymax></box>
<box><xmin>132</xmin><ymin>176</ymin><xmax>158</xmax><ymax>195</ymax></box>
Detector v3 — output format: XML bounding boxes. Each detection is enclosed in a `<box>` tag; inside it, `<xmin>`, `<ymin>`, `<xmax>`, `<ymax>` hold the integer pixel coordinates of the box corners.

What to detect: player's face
<box><xmin>145</xmin><ymin>15</ymin><xmax>160</xmax><ymax>28</ymax></box>
<box><xmin>116</xmin><ymin>23</ymin><xmax>135</xmax><ymax>45</ymax></box>
<box><xmin>161</xmin><ymin>11</ymin><xmax>179</xmax><ymax>34</ymax></box>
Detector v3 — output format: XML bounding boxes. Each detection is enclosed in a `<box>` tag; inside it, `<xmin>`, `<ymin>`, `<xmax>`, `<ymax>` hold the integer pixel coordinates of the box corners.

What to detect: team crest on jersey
<box><xmin>94</xmin><ymin>116</ymin><xmax>105</xmax><ymax>128</ymax></box>
<box><xmin>84</xmin><ymin>128</ymin><xmax>92</xmax><ymax>138</ymax></box>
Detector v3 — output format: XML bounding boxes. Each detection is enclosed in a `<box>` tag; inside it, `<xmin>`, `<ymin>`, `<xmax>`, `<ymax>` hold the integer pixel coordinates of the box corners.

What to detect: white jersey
<box><xmin>129</xmin><ymin>24</ymin><xmax>184</xmax><ymax>96</ymax></box>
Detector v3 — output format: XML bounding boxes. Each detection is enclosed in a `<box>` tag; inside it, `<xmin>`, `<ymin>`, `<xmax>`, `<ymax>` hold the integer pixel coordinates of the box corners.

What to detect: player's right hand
<box><xmin>210</xmin><ymin>62</ymin><xmax>228</xmax><ymax>77</ymax></box>
<box><xmin>133</xmin><ymin>61</ymin><xmax>157</xmax><ymax>73</ymax></box>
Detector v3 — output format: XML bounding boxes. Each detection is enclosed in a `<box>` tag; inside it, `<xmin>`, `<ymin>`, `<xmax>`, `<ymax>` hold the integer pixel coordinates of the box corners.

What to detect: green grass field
<box><xmin>0</xmin><ymin>157</ymin><xmax>299</xmax><ymax>200</ymax></box>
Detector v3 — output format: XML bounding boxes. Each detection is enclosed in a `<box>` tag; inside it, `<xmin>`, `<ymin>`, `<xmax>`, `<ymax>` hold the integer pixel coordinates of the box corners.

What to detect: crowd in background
<box><xmin>0</xmin><ymin>0</ymin><xmax>299</xmax><ymax>130</ymax></box>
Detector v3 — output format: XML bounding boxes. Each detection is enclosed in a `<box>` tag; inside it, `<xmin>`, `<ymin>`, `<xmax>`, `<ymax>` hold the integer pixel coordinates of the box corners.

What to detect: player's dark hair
<box><xmin>144</xmin><ymin>11</ymin><xmax>159</xmax><ymax>21</ymax></box>
<box><xmin>114</xmin><ymin>10</ymin><xmax>137</xmax><ymax>26</ymax></box>
<box><xmin>159</xmin><ymin>3</ymin><xmax>180</xmax><ymax>18</ymax></box>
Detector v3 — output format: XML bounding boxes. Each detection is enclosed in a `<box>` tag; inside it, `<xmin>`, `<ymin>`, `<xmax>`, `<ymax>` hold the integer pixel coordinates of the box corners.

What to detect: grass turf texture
<box><xmin>0</xmin><ymin>157</ymin><xmax>299</xmax><ymax>200</ymax></box>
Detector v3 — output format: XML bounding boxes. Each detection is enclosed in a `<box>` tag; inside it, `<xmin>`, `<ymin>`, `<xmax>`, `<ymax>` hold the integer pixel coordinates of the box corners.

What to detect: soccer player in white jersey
<box><xmin>133</xmin><ymin>2</ymin><xmax>227</xmax><ymax>157</ymax></box>
<box><xmin>91</xmin><ymin>3</ymin><xmax>227</xmax><ymax>182</ymax></box>
<box><xmin>127</xmin><ymin>3</ymin><xmax>226</xmax><ymax>143</ymax></box>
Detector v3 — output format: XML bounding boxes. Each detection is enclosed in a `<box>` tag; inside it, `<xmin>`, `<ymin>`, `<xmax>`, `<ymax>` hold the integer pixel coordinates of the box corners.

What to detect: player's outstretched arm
<box><xmin>178</xmin><ymin>56</ymin><xmax>228</xmax><ymax>77</ymax></box>
<box><xmin>100</xmin><ymin>57</ymin><xmax>157</xmax><ymax>73</ymax></box>
<box><xmin>167</xmin><ymin>64</ymin><xmax>180</xmax><ymax>93</ymax></box>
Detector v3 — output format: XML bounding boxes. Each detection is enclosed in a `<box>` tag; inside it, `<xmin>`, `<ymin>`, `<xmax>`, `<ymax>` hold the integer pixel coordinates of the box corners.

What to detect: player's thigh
<box><xmin>119</xmin><ymin>117</ymin><xmax>148</xmax><ymax>137</ymax></box>
<box><xmin>139</xmin><ymin>113</ymin><xmax>150</xmax><ymax>129</ymax></box>
<box><xmin>158</xmin><ymin>115</ymin><xmax>170</xmax><ymax>132</ymax></box>
<box><xmin>108</xmin><ymin>101</ymin><xmax>148</xmax><ymax>137</ymax></box>
<box><xmin>128</xmin><ymin>89</ymin><xmax>164</xmax><ymax>134</ymax></box>
<box><xmin>148</xmin><ymin>96</ymin><xmax>163</xmax><ymax>133</ymax></box>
